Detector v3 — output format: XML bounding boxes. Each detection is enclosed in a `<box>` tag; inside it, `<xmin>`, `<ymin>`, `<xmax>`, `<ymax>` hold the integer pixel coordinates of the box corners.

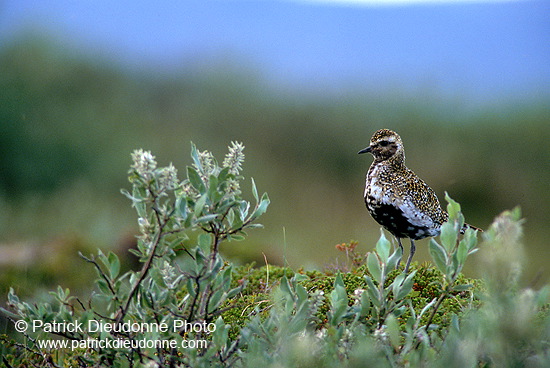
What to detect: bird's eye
<box><xmin>379</xmin><ymin>141</ymin><xmax>389</xmax><ymax>147</ymax></box>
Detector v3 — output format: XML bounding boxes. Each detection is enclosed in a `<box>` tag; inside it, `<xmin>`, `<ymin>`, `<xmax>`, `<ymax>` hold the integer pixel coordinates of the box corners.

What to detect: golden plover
<box><xmin>359</xmin><ymin>128</ymin><xmax>479</xmax><ymax>273</ymax></box>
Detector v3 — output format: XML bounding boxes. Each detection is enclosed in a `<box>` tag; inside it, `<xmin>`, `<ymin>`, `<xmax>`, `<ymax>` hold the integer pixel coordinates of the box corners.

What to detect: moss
<box><xmin>232</xmin><ymin>264</ymin><xmax>295</xmax><ymax>295</ymax></box>
<box><xmin>402</xmin><ymin>263</ymin><xmax>481</xmax><ymax>329</ymax></box>
<box><xmin>221</xmin><ymin>293</ymin><xmax>271</xmax><ymax>341</ymax></box>
<box><xmin>225</xmin><ymin>262</ymin><xmax>482</xmax><ymax>337</ymax></box>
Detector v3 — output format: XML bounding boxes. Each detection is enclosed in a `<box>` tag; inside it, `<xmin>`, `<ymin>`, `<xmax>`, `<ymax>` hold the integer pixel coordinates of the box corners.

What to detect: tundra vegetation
<box><xmin>1</xmin><ymin>143</ymin><xmax>548</xmax><ymax>367</ymax></box>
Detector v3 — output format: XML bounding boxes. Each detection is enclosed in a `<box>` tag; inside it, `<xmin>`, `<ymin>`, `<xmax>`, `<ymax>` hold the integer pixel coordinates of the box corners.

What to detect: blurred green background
<box><xmin>1</xmin><ymin>33</ymin><xmax>548</xmax><ymax>297</ymax></box>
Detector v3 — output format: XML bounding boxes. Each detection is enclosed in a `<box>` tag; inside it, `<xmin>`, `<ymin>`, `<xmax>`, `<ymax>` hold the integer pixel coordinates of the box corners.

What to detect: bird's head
<box><xmin>358</xmin><ymin>129</ymin><xmax>404</xmax><ymax>162</ymax></box>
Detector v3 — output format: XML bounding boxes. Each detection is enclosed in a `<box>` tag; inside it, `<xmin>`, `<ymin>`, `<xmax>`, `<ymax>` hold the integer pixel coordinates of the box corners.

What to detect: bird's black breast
<box><xmin>366</xmin><ymin>198</ymin><xmax>432</xmax><ymax>240</ymax></box>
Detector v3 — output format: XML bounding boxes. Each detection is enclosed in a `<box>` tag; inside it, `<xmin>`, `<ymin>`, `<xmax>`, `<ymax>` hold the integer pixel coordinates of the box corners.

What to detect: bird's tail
<box><xmin>461</xmin><ymin>223</ymin><xmax>483</xmax><ymax>234</ymax></box>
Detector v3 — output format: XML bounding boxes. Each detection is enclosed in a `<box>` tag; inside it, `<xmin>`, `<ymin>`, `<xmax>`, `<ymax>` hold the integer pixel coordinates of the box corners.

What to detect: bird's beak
<box><xmin>358</xmin><ymin>146</ymin><xmax>372</xmax><ymax>154</ymax></box>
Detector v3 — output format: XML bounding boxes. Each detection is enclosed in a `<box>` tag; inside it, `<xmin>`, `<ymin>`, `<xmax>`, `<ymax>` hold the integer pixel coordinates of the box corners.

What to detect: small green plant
<box><xmin>438</xmin><ymin>207</ymin><xmax>550</xmax><ymax>368</ymax></box>
<box><xmin>334</xmin><ymin>240</ymin><xmax>366</xmax><ymax>271</ymax></box>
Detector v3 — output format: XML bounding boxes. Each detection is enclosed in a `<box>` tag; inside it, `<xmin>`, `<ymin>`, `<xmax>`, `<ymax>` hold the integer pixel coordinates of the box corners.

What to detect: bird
<box><xmin>358</xmin><ymin>129</ymin><xmax>480</xmax><ymax>273</ymax></box>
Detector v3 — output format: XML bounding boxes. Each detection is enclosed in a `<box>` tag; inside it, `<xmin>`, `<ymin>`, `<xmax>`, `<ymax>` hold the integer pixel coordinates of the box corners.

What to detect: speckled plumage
<box><xmin>359</xmin><ymin>129</ymin><xmax>453</xmax><ymax>272</ymax></box>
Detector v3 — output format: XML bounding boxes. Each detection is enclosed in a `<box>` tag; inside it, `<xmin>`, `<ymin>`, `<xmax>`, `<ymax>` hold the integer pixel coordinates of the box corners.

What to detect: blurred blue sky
<box><xmin>1</xmin><ymin>0</ymin><xmax>548</xmax><ymax>104</ymax></box>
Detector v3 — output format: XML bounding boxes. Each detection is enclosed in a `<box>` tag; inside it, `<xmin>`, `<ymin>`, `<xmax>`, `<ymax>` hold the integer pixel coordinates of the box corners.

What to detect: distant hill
<box><xmin>1</xmin><ymin>0</ymin><xmax>549</xmax><ymax>105</ymax></box>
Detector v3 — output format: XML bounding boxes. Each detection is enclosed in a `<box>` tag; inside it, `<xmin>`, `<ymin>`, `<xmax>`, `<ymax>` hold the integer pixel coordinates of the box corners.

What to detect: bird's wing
<box><xmin>393</xmin><ymin>169</ymin><xmax>447</xmax><ymax>225</ymax></box>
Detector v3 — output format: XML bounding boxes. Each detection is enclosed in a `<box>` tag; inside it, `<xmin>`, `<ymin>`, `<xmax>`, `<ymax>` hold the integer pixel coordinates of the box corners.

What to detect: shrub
<box><xmin>2</xmin><ymin>141</ymin><xmax>270</xmax><ymax>367</ymax></box>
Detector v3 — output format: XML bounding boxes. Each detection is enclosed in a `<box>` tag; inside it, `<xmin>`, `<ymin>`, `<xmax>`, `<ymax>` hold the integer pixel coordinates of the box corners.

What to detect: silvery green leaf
<box><xmin>334</xmin><ymin>272</ymin><xmax>345</xmax><ymax>289</ymax></box>
<box><xmin>376</xmin><ymin>229</ymin><xmax>391</xmax><ymax>262</ymax></box>
<box><xmin>175</xmin><ymin>197</ymin><xmax>187</xmax><ymax>221</ymax></box>
<box><xmin>194</xmin><ymin>195</ymin><xmax>207</xmax><ymax>216</ymax></box>
<box><xmin>456</xmin><ymin>236</ymin><xmax>469</xmax><ymax>265</ymax></box>
<box><xmin>7</xmin><ymin>288</ymin><xmax>20</xmax><ymax>306</ymax></box>
<box><xmin>133</xmin><ymin>187</ymin><xmax>147</xmax><ymax>218</ymax></box>
<box><xmin>386</xmin><ymin>314</ymin><xmax>401</xmax><ymax>350</ymax></box>
<box><xmin>228</xmin><ymin>234</ymin><xmax>246</xmax><ymax>241</ymax></box>
<box><xmin>238</xmin><ymin>201</ymin><xmax>250</xmax><ymax>220</ymax></box>
<box><xmin>232</xmin><ymin>209</ymin><xmax>244</xmax><ymax>229</ymax></box>
<box><xmin>279</xmin><ymin>276</ymin><xmax>292</xmax><ymax>297</ymax></box>
<box><xmin>392</xmin><ymin>273</ymin><xmax>405</xmax><ymax>299</ymax></box>
<box><xmin>245</xmin><ymin>223</ymin><xmax>264</xmax><ymax>229</ymax></box>
<box><xmin>440</xmin><ymin>221</ymin><xmax>458</xmax><ymax>252</ymax></box>
<box><xmin>195</xmin><ymin>214</ymin><xmax>218</xmax><ymax>224</ymax></box>
<box><xmin>250</xmin><ymin>193</ymin><xmax>270</xmax><ymax>220</ymax></box>
<box><xmin>429</xmin><ymin>239</ymin><xmax>448</xmax><ymax>273</ymax></box>
<box><xmin>359</xmin><ymin>290</ymin><xmax>371</xmax><ymax>316</ymax></box>
<box><xmin>96</xmin><ymin>279</ymin><xmax>110</xmax><ymax>295</ymax></box>
<box><xmin>395</xmin><ymin>270</ymin><xmax>416</xmax><ymax>301</ymax></box>
<box><xmin>226</xmin><ymin>207</ymin><xmax>234</xmax><ymax>227</ymax></box>
<box><xmin>387</xmin><ymin>245</ymin><xmax>403</xmax><ymax>271</ymax></box>
<box><xmin>364</xmin><ymin>275</ymin><xmax>381</xmax><ymax>307</ymax></box>
<box><xmin>367</xmin><ymin>252</ymin><xmax>382</xmax><ymax>284</ymax></box>
<box><xmin>198</xmin><ymin>233</ymin><xmax>212</xmax><ymax>253</ymax></box>
<box><xmin>187</xmin><ymin>166</ymin><xmax>204</xmax><ymax>193</ymax></box>
<box><xmin>445</xmin><ymin>192</ymin><xmax>461</xmax><ymax>220</ymax></box>
<box><xmin>185</xmin><ymin>278</ymin><xmax>196</xmax><ymax>298</ymax></box>
<box><xmin>108</xmin><ymin>252</ymin><xmax>120</xmax><ymax>279</ymax></box>
<box><xmin>418</xmin><ymin>297</ymin><xmax>438</xmax><ymax>320</ymax></box>
<box><xmin>295</xmin><ymin>283</ymin><xmax>308</xmax><ymax>303</ymax></box>
<box><xmin>463</xmin><ymin>228</ymin><xmax>478</xmax><ymax>251</ymax></box>
<box><xmin>190</xmin><ymin>142</ymin><xmax>201</xmax><ymax>170</ymax></box>
<box><xmin>217</xmin><ymin>166</ymin><xmax>230</xmax><ymax>184</ymax></box>
<box><xmin>330</xmin><ymin>282</ymin><xmax>348</xmax><ymax>325</ymax></box>
<box><xmin>227</xmin><ymin>285</ymin><xmax>244</xmax><ymax>299</ymax></box>
<box><xmin>208</xmin><ymin>290</ymin><xmax>225</xmax><ymax>313</ymax></box>
<box><xmin>251</xmin><ymin>177</ymin><xmax>259</xmax><ymax>202</ymax></box>
<box><xmin>212</xmin><ymin>316</ymin><xmax>229</xmax><ymax>349</ymax></box>
<box><xmin>208</xmin><ymin>174</ymin><xmax>218</xmax><ymax>197</ymax></box>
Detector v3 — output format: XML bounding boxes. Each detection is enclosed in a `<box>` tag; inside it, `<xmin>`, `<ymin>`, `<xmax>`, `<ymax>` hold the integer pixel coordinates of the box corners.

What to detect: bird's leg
<box><xmin>404</xmin><ymin>239</ymin><xmax>416</xmax><ymax>273</ymax></box>
<box><xmin>396</xmin><ymin>237</ymin><xmax>404</xmax><ymax>268</ymax></box>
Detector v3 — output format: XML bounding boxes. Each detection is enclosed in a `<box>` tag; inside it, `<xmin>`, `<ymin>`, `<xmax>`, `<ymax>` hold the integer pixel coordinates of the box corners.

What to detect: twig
<box><xmin>117</xmin><ymin>203</ymin><xmax>166</xmax><ymax>324</ymax></box>
<box><xmin>79</xmin><ymin>252</ymin><xmax>118</xmax><ymax>296</ymax></box>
